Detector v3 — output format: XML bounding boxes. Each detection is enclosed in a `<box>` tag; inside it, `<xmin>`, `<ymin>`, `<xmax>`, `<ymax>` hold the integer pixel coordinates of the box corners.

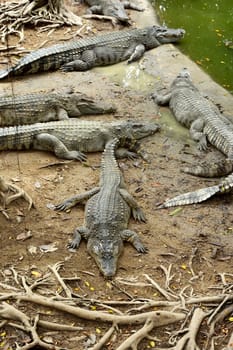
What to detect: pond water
<box><xmin>152</xmin><ymin>0</ymin><xmax>233</xmax><ymax>93</ymax></box>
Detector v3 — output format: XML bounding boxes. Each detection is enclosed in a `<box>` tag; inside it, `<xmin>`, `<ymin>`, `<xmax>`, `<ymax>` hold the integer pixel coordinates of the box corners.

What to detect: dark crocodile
<box><xmin>0</xmin><ymin>26</ymin><xmax>185</xmax><ymax>80</ymax></box>
<box><xmin>84</xmin><ymin>0</ymin><xmax>144</xmax><ymax>23</ymax></box>
<box><xmin>152</xmin><ymin>68</ymin><xmax>233</xmax><ymax>177</ymax></box>
<box><xmin>158</xmin><ymin>173</ymin><xmax>233</xmax><ymax>209</ymax></box>
<box><xmin>0</xmin><ymin>119</ymin><xmax>159</xmax><ymax>160</ymax></box>
<box><xmin>0</xmin><ymin>90</ymin><xmax>115</xmax><ymax>126</ymax></box>
<box><xmin>55</xmin><ymin>138</ymin><xmax>147</xmax><ymax>277</ymax></box>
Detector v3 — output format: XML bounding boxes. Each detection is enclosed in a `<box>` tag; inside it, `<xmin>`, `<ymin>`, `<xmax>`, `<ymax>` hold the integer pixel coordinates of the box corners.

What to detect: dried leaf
<box><xmin>169</xmin><ymin>207</ymin><xmax>183</xmax><ymax>216</ymax></box>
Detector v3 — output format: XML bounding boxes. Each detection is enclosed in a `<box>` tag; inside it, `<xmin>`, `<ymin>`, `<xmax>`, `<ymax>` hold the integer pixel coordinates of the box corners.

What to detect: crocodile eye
<box><xmin>132</xmin><ymin>123</ymin><xmax>143</xmax><ymax>128</ymax></box>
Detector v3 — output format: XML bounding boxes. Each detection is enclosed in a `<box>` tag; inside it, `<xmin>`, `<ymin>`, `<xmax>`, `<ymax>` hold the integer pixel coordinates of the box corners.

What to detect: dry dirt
<box><xmin>0</xmin><ymin>1</ymin><xmax>233</xmax><ymax>349</ymax></box>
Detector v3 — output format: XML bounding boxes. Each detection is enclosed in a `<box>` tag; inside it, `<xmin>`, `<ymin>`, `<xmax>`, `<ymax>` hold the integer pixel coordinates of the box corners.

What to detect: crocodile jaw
<box><xmin>87</xmin><ymin>237</ymin><xmax>124</xmax><ymax>278</ymax></box>
<box><xmin>156</xmin><ymin>27</ymin><xmax>186</xmax><ymax>43</ymax></box>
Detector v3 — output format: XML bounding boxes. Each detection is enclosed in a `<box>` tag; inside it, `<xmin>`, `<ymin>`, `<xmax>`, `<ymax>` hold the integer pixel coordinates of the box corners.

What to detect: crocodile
<box><xmin>0</xmin><ymin>90</ymin><xmax>115</xmax><ymax>126</ymax></box>
<box><xmin>55</xmin><ymin>138</ymin><xmax>147</xmax><ymax>277</ymax></box>
<box><xmin>0</xmin><ymin>26</ymin><xmax>185</xmax><ymax>80</ymax></box>
<box><xmin>152</xmin><ymin>68</ymin><xmax>233</xmax><ymax>177</ymax></box>
<box><xmin>0</xmin><ymin>119</ymin><xmax>160</xmax><ymax>160</ymax></box>
<box><xmin>158</xmin><ymin>173</ymin><xmax>233</xmax><ymax>209</ymax></box>
<box><xmin>84</xmin><ymin>0</ymin><xmax>144</xmax><ymax>23</ymax></box>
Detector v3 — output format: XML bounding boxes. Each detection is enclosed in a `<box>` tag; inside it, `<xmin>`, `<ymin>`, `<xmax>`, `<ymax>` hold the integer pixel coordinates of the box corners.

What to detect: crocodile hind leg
<box><xmin>119</xmin><ymin>188</ymin><xmax>146</xmax><ymax>222</ymax></box>
<box><xmin>61</xmin><ymin>50</ymin><xmax>96</xmax><ymax>72</ymax></box>
<box><xmin>33</xmin><ymin>133</ymin><xmax>87</xmax><ymax>161</ymax></box>
<box><xmin>121</xmin><ymin>229</ymin><xmax>147</xmax><ymax>253</ymax></box>
<box><xmin>54</xmin><ymin>187</ymin><xmax>100</xmax><ymax>211</ymax></box>
<box><xmin>190</xmin><ymin>118</ymin><xmax>207</xmax><ymax>151</ymax></box>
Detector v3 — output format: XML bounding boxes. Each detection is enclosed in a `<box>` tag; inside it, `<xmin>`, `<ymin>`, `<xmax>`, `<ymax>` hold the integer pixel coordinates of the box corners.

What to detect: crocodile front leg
<box><xmin>126</xmin><ymin>44</ymin><xmax>146</xmax><ymax>63</ymax></box>
<box><xmin>189</xmin><ymin>118</ymin><xmax>208</xmax><ymax>151</ymax></box>
<box><xmin>57</xmin><ymin>108</ymin><xmax>69</xmax><ymax>120</ymax></box>
<box><xmin>119</xmin><ymin>188</ymin><xmax>146</xmax><ymax>222</ymax></box>
<box><xmin>121</xmin><ymin>229</ymin><xmax>147</xmax><ymax>253</ymax></box>
<box><xmin>122</xmin><ymin>1</ymin><xmax>144</xmax><ymax>11</ymax></box>
<box><xmin>55</xmin><ymin>187</ymin><xmax>100</xmax><ymax>211</ymax></box>
<box><xmin>86</xmin><ymin>4</ymin><xmax>103</xmax><ymax>13</ymax></box>
<box><xmin>68</xmin><ymin>226</ymin><xmax>90</xmax><ymax>250</ymax></box>
<box><xmin>33</xmin><ymin>133</ymin><xmax>87</xmax><ymax>161</ymax></box>
<box><xmin>151</xmin><ymin>92</ymin><xmax>171</xmax><ymax>105</ymax></box>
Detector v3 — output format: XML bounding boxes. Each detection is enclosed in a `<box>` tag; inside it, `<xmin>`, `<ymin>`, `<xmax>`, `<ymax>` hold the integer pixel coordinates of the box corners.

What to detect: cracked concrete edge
<box><xmin>131</xmin><ymin>0</ymin><xmax>233</xmax><ymax>116</ymax></box>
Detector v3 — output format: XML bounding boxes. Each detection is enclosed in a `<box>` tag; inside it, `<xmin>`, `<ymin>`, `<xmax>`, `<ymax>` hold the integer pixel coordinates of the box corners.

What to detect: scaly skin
<box><xmin>0</xmin><ymin>119</ymin><xmax>160</xmax><ymax>160</ymax></box>
<box><xmin>0</xmin><ymin>91</ymin><xmax>115</xmax><ymax>126</ymax></box>
<box><xmin>55</xmin><ymin>138</ymin><xmax>147</xmax><ymax>277</ymax></box>
<box><xmin>0</xmin><ymin>26</ymin><xmax>185</xmax><ymax>79</ymax></box>
<box><xmin>84</xmin><ymin>0</ymin><xmax>144</xmax><ymax>23</ymax></box>
<box><xmin>158</xmin><ymin>173</ymin><xmax>233</xmax><ymax>208</ymax></box>
<box><xmin>153</xmin><ymin>68</ymin><xmax>233</xmax><ymax>177</ymax></box>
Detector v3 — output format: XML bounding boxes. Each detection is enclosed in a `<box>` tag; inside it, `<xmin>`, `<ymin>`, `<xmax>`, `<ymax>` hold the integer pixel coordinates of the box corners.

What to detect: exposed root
<box><xmin>90</xmin><ymin>324</ymin><xmax>117</xmax><ymax>350</ymax></box>
<box><xmin>0</xmin><ymin>0</ymin><xmax>82</xmax><ymax>48</ymax></box>
<box><xmin>0</xmin><ymin>302</ymin><xmax>61</xmax><ymax>349</ymax></box>
<box><xmin>0</xmin><ymin>176</ymin><xmax>33</xmax><ymax>213</ymax></box>
<box><xmin>1</xmin><ymin>267</ymin><xmax>233</xmax><ymax>349</ymax></box>
<box><xmin>116</xmin><ymin>316</ymin><xmax>161</xmax><ymax>350</ymax></box>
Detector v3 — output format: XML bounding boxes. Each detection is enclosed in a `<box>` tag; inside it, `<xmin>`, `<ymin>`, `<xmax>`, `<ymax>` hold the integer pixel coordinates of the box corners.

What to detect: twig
<box><xmin>144</xmin><ymin>274</ymin><xmax>178</xmax><ymax>301</ymax></box>
<box><xmin>188</xmin><ymin>247</ymin><xmax>198</xmax><ymax>279</ymax></box>
<box><xmin>90</xmin><ymin>324</ymin><xmax>117</xmax><ymax>350</ymax></box>
<box><xmin>159</xmin><ymin>264</ymin><xmax>175</xmax><ymax>290</ymax></box>
<box><xmin>48</xmin><ymin>261</ymin><xmax>72</xmax><ymax>298</ymax></box>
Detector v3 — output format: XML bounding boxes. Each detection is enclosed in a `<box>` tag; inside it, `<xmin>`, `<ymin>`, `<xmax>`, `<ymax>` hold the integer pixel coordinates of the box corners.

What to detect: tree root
<box><xmin>0</xmin><ymin>0</ymin><xmax>82</xmax><ymax>48</ymax></box>
<box><xmin>15</xmin><ymin>292</ymin><xmax>185</xmax><ymax>325</ymax></box>
<box><xmin>116</xmin><ymin>316</ymin><xmax>161</xmax><ymax>350</ymax></box>
<box><xmin>171</xmin><ymin>308</ymin><xmax>209</xmax><ymax>350</ymax></box>
<box><xmin>1</xmin><ymin>267</ymin><xmax>233</xmax><ymax>349</ymax></box>
<box><xmin>0</xmin><ymin>302</ymin><xmax>62</xmax><ymax>349</ymax></box>
<box><xmin>0</xmin><ymin>176</ymin><xmax>33</xmax><ymax>213</ymax></box>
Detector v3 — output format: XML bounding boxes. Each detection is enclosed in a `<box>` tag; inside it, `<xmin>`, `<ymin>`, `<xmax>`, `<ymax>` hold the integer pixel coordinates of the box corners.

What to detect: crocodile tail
<box><xmin>0</xmin><ymin>69</ymin><xmax>11</xmax><ymax>80</ymax></box>
<box><xmin>181</xmin><ymin>159</ymin><xmax>233</xmax><ymax>178</ymax></box>
<box><xmin>158</xmin><ymin>185</ymin><xmax>220</xmax><ymax>208</ymax></box>
<box><xmin>219</xmin><ymin>173</ymin><xmax>233</xmax><ymax>193</ymax></box>
<box><xmin>104</xmin><ymin>138</ymin><xmax>119</xmax><ymax>152</ymax></box>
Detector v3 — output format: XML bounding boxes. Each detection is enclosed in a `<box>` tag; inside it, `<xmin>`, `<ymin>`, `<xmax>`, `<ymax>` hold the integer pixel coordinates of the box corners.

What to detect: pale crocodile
<box><xmin>158</xmin><ymin>173</ymin><xmax>233</xmax><ymax>209</ymax></box>
<box><xmin>152</xmin><ymin>68</ymin><xmax>233</xmax><ymax>177</ymax></box>
<box><xmin>0</xmin><ymin>26</ymin><xmax>185</xmax><ymax>80</ymax></box>
<box><xmin>84</xmin><ymin>0</ymin><xmax>144</xmax><ymax>23</ymax></box>
<box><xmin>0</xmin><ymin>119</ymin><xmax>160</xmax><ymax>160</ymax></box>
<box><xmin>0</xmin><ymin>90</ymin><xmax>115</xmax><ymax>126</ymax></box>
<box><xmin>55</xmin><ymin>138</ymin><xmax>147</xmax><ymax>277</ymax></box>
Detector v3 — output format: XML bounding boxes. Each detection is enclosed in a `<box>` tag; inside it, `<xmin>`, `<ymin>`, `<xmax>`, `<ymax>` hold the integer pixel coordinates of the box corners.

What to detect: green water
<box><xmin>153</xmin><ymin>0</ymin><xmax>233</xmax><ymax>93</ymax></box>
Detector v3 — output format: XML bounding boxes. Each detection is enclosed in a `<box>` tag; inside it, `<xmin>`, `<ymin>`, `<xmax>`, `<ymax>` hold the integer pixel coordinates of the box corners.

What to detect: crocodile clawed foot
<box><xmin>135</xmin><ymin>244</ymin><xmax>148</xmax><ymax>254</ymax></box>
<box><xmin>67</xmin><ymin>241</ymin><xmax>78</xmax><ymax>251</ymax></box>
<box><xmin>60</xmin><ymin>64</ymin><xmax>74</xmax><ymax>72</ymax></box>
<box><xmin>70</xmin><ymin>151</ymin><xmax>87</xmax><ymax>162</ymax></box>
<box><xmin>54</xmin><ymin>202</ymin><xmax>69</xmax><ymax>211</ymax></box>
<box><xmin>132</xmin><ymin>208</ymin><xmax>146</xmax><ymax>222</ymax></box>
<box><xmin>125</xmin><ymin>151</ymin><xmax>138</xmax><ymax>160</ymax></box>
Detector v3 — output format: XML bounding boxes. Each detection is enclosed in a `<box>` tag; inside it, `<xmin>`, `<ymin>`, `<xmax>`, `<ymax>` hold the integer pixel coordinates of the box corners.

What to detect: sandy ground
<box><xmin>0</xmin><ymin>0</ymin><xmax>233</xmax><ymax>349</ymax></box>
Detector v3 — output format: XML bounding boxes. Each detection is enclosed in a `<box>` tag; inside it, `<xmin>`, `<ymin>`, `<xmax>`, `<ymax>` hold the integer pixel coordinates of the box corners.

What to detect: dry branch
<box><xmin>0</xmin><ymin>175</ymin><xmax>33</xmax><ymax>213</ymax></box>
